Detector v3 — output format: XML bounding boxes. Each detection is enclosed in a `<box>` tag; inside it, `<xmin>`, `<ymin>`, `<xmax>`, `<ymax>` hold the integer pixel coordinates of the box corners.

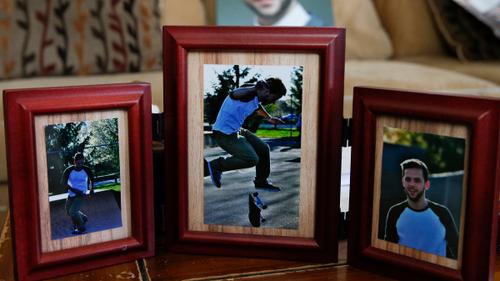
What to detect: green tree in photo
<box><xmin>45</xmin><ymin>122</ymin><xmax>91</xmax><ymax>167</ymax></box>
<box><xmin>384</xmin><ymin>127</ymin><xmax>465</xmax><ymax>173</ymax></box>
<box><xmin>86</xmin><ymin>118</ymin><xmax>120</xmax><ymax>177</ymax></box>
<box><xmin>45</xmin><ymin>118</ymin><xmax>120</xmax><ymax>195</ymax></box>
<box><xmin>289</xmin><ymin>66</ymin><xmax>303</xmax><ymax>114</ymax></box>
<box><xmin>204</xmin><ymin>65</ymin><xmax>259</xmax><ymax>124</ymax></box>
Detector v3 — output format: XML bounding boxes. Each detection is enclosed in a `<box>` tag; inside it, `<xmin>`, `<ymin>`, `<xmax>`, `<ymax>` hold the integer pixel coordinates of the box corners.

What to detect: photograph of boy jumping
<box><xmin>203</xmin><ymin>64</ymin><xmax>303</xmax><ymax>229</ymax></box>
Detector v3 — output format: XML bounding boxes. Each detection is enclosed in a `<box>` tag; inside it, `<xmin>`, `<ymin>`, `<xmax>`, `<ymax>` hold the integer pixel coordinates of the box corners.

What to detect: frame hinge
<box><xmin>152</xmin><ymin>112</ymin><xmax>164</xmax><ymax>141</ymax></box>
<box><xmin>342</xmin><ymin>118</ymin><xmax>352</xmax><ymax>147</ymax></box>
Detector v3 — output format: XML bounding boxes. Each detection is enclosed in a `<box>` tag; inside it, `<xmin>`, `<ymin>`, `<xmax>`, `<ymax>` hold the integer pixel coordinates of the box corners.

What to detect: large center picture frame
<box><xmin>163</xmin><ymin>26</ymin><xmax>345</xmax><ymax>261</ymax></box>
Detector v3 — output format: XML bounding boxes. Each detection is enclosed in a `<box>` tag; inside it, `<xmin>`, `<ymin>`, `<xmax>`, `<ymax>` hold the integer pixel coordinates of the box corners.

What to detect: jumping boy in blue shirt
<box><xmin>206</xmin><ymin>78</ymin><xmax>286</xmax><ymax>191</ymax></box>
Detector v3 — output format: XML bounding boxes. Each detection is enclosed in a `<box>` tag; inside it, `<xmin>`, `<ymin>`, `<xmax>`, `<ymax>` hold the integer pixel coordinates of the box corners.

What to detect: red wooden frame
<box><xmin>348</xmin><ymin>87</ymin><xmax>500</xmax><ymax>281</ymax></box>
<box><xmin>3</xmin><ymin>83</ymin><xmax>154</xmax><ymax>280</ymax></box>
<box><xmin>163</xmin><ymin>26</ymin><xmax>345</xmax><ymax>261</ymax></box>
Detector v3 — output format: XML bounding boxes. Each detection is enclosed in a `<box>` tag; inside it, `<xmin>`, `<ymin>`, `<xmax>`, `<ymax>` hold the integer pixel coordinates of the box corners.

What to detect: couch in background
<box><xmin>337</xmin><ymin>0</ymin><xmax>500</xmax><ymax>117</ymax></box>
<box><xmin>0</xmin><ymin>0</ymin><xmax>499</xmax><ymax>183</ymax></box>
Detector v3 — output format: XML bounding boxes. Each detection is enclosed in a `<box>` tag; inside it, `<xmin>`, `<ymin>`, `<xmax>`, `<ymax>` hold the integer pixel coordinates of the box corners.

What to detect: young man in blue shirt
<box><xmin>206</xmin><ymin>77</ymin><xmax>286</xmax><ymax>191</ymax></box>
<box><xmin>61</xmin><ymin>152</ymin><xmax>94</xmax><ymax>234</ymax></box>
<box><xmin>384</xmin><ymin>159</ymin><xmax>459</xmax><ymax>259</ymax></box>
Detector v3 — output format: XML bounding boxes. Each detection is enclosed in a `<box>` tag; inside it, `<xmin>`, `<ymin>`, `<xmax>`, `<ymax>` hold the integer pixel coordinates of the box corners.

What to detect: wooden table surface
<box><xmin>1</xmin><ymin>214</ymin><xmax>500</xmax><ymax>281</ymax></box>
<box><xmin>0</xmin><ymin>177</ymin><xmax>498</xmax><ymax>281</ymax></box>
<box><xmin>0</xmin><ymin>215</ymin><xmax>384</xmax><ymax>281</ymax></box>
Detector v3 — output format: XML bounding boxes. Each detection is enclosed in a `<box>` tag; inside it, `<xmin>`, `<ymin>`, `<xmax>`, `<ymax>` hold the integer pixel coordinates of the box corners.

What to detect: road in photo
<box><xmin>205</xmin><ymin>136</ymin><xmax>300</xmax><ymax>228</ymax></box>
<box><xmin>50</xmin><ymin>189</ymin><xmax>122</xmax><ymax>240</ymax></box>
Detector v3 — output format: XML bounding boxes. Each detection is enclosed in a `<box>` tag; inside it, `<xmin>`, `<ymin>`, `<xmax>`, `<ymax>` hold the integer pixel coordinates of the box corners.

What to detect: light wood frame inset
<box><xmin>348</xmin><ymin>87</ymin><xmax>500</xmax><ymax>281</ymax></box>
<box><xmin>163</xmin><ymin>26</ymin><xmax>345</xmax><ymax>262</ymax></box>
<box><xmin>35</xmin><ymin>110</ymin><xmax>132</xmax><ymax>253</ymax></box>
<box><xmin>3</xmin><ymin>83</ymin><xmax>154</xmax><ymax>281</ymax></box>
<box><xmin>187</xmin><ymin>54</ymin><xmax>319</xmax><ymax>238</ymax></box>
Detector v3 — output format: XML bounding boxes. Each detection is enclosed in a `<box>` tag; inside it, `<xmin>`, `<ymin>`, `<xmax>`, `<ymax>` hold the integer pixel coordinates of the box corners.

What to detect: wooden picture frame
<box><xmin>348</xmin><ymin>87</ymin><xmax>500</xmax><ymax>281</ymax></box>
<box><xmin>163</xmin><ymin>26</ymin><xmax>345</xmax><ymax>261</ymax></box>
<box><xmin>3</xmin><ymin>83</ymin><xmax>154</xmax><ymax>280</ymax></box>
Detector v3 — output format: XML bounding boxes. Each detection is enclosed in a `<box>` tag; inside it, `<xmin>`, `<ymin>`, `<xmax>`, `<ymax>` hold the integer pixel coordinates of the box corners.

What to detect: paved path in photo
<box><xmin>204</xmin><ymin>138</ymin><xmax>301</xmax><ymax>229</ymax></box>
<box><xmin>50</xmin><ymin>190</ymin><xmax>122</xmax><ymax>240</ymax></box>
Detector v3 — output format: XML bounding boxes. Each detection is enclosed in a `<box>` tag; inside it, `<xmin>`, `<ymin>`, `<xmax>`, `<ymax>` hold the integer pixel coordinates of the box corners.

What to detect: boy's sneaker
<box><xmin>207</xmin><ymin>161</ymin><xmax>222</xmax><ymax>188</ymax></box>
<box><xmin>82</xmin><ymin>214</ymin><xmax>88</xmax><ymax>224</ymax></box>
<box><xmin>254</xmin><ymin>180</ymin><xmax>281</xmax><ymax>192</ymax></box>
<box><xmin>72</xmin><ymin>225</ymin><xmax>86</xmax><ymax>235</ymax></box>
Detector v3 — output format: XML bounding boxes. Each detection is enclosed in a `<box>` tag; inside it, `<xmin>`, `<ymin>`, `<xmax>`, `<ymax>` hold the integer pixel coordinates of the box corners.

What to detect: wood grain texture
<box><xmin>186</xmin><ymin>51</ymin><xmax>319</xmax><ymax>238</ymax></box>
<box><xmin>35</xmin><ymin>110</ymin><xmax>132</xmax><ymax>253</ymax></box>
<box><xmin>0</xmin><ymin>212</ymin><xmax>14</xmax><ymax>281</ymax></box>
<box><xmin>47</xmin><ymin>261</ymin><xmax>142</xmax><ymax>281</ymax></box>
<box><xmin>370</xmin><ymin>116</ymin><xmax>468</xmax><ymax>270</ymax></box>
<box><xmin>2</xmin><ymin>212</ymin><xmax>500</xmax><ymax>281</ymax></box>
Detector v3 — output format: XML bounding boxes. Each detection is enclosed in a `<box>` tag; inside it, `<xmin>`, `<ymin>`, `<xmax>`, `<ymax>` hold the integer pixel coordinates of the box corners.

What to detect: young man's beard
<box><xmin>246</xmin><ymin>0</ymin><xmax>293</xmax><ymax>20</ymax></box>
<box><xmin>405</xmin><ymin>188</ymin><xmax>425</xmax><ymax>202</ymax></box>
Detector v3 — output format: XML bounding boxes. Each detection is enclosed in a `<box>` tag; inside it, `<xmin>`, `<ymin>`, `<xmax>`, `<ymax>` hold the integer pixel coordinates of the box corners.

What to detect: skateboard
<box><xmin>248</xmin><ymin>192</ymin><xmax>267</xmax><ymax>227</ymax></box>
<box><xmin>203</xmin><ymin>159</ymin><xmax>209</xmax><ymax>177</ymax></box>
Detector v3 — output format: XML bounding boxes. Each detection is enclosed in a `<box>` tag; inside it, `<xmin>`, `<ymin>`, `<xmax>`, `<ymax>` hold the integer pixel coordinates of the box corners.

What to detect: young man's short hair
<box><xmin>73</xmin><ymin>152</ymin><xmax>85</xmax><ymax>161</ymax></box>
<box><xmin>400</xmin><ymin>158</ymin><xmax>429</xmax><ymax>181</ymax></box>
<box><xmin>265</xmin><ymin>77</ymin><xmax>287</xmax><ymax>98</ymax></box>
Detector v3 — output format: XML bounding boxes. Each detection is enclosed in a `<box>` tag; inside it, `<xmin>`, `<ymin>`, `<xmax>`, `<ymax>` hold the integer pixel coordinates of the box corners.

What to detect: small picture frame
<box><xmin>348</xmin><ymin>87</ymin><xmax>500</xmax><ymax>281</ymax></box>
<box><xmin>3</xmin><ymin>83</ymin><xmax>154</xmax><ymax>280</ymax></box>
<box><xmin>163</xmin><ymin>26</ymin><xmax>345</xmax><ymax>261</ymax></box>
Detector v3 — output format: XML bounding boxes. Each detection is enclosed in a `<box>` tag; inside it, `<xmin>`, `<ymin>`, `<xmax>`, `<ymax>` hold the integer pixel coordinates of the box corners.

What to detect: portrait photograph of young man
<box><xmin>377</xmin><ymin>126</ymin><xmax>466</xmax><ymax>260</ymax></box>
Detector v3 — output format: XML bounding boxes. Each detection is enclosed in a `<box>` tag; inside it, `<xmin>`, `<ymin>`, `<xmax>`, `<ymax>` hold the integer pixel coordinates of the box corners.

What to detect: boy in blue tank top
<box><xmin>206</xmin><ymin>78</ymin><xmax>286</xmax><ymax>191</ymax></box>
<box><xmin>384</xmin><ymin>159</ymin><xmax>459</xmax><ymax>259</ymax></box>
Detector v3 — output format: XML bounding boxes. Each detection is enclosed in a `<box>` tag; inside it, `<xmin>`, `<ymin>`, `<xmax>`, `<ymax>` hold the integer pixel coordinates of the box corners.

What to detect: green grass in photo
<box><xmin>95</xmin><ymin>183</ymin><xmax>121</xmax><ymax>192</ymax></box>
<box><xmin>255</xmin><ymin>128</ymin><xmax>300</xmax><ymax>138</ymax></box>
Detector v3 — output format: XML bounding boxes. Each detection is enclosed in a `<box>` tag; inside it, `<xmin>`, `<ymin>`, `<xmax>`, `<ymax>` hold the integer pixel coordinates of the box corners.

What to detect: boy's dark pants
<box><xmin>210</xmin><ymin>128</ymin><xmax>270</xmax><ymax>183</ymax></box>
<box><xmin>65</xmin><ymin>195</ymin><xmax>85</xmax><ymax>227</ymax></box>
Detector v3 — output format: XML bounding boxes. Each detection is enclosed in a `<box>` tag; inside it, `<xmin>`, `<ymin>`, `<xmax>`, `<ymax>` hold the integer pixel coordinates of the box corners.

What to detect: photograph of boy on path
<box><xmin>46</xmin><ymin>118</ymin><xmax>124</xmax><ymax>239</ymax></box>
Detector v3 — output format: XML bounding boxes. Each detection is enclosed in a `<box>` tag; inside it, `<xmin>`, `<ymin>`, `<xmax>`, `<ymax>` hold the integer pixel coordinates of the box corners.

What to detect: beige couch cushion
<box><xmin>333</xmin><ymin>0</ymin><xmax>393</xmax><ymax>59</ymax></box>
<box><xmin>0</xmin><ymin>71</ymin><xmax>163</xmax><ymax>182</ymax></box>
<box><xmin>159</xmin><ymin>0</ymin><xmax>206</xmax><ymax>26</ymax></box>
<box><xmin>343</xmin><ymin>60</ymin><xmax>499</xmax><ymax>117</ymax></box>
<box><xmin>374</xmin><ymin>0</ymin><xmax>444</xmax><ymax>57</ymax></box>
<box><xmin>402</xmin><ymin>56</ymin><xmax>500</xmax><ymax>85</ymax></box>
